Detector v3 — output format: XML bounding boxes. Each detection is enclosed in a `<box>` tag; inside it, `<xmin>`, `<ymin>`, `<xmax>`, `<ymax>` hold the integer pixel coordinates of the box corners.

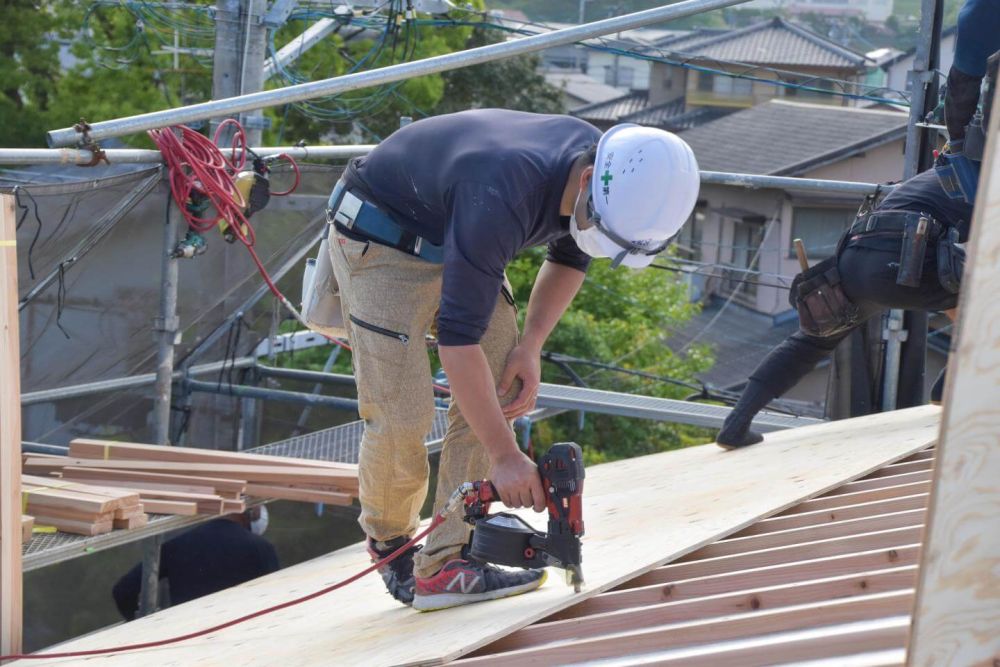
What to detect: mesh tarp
<box><xmin>2</xmin><ymin>161</ymin><xmax>346</xmax><ymax>447</ymax></box>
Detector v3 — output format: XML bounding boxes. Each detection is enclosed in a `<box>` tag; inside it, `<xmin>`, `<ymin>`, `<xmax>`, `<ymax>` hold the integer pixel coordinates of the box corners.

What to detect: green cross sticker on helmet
<box><xmin>575</xmin><ymin>123</ymin><xmax>700</xmax><ymax>269</ymax></box>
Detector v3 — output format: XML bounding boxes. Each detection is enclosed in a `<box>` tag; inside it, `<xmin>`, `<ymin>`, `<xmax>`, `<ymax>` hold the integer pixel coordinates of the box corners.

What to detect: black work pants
<box><xmin>750</xmin><ymin>235</ymin><xmax>959</xmax><ymax>398</ymax></box>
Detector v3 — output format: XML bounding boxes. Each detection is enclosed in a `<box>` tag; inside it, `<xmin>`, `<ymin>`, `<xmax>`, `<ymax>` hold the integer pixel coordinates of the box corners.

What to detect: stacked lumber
<box><xmin>21</xmin><ymin>516</ymin><xmax>33</xmax><ymax>543</ymax></box>
<box><xmin>22</xmin><ymin>439</ymin><xmax>359</xmax><ymax>510</ymax></box>
<box><xmin>21</xmin><ymin>475</ymin><xmax>144</xmax><ymax>536</ymax></box>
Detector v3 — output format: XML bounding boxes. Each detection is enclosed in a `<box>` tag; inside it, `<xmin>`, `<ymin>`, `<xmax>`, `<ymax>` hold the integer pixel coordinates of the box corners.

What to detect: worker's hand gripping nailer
<box><xmin>460</xmin><ymin>442</ymin><xmax>586</xmax><ymax>592</ymax></box>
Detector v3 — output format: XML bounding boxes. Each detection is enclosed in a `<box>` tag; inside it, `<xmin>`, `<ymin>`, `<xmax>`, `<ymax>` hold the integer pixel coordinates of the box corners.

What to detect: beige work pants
<box><xmin>329</xmin><ymin>227</ymin><xmax>520</xmax><ymax>579</ymax></box>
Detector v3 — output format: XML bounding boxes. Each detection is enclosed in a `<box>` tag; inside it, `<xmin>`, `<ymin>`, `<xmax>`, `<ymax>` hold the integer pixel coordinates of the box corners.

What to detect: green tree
<box><xmin>506</xmin><ymin>249</ymin><xmax>713</xmax><ymax>464</ymax></box>
<box><xmin>0</xmin><ymin>1</ymin><xmax>62</xmax><ymax>147</ymax></box>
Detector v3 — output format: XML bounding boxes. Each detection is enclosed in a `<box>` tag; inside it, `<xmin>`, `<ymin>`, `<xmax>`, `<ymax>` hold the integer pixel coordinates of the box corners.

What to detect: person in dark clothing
<box><xmin>316</xmin><ymin>109</ymin><xmax>700</xmax><ymax>610</ymax></box>
<box><xmin>716</xmin><ymin>169</ymin><xmax>973</xmax><ymax>449</ymax></box>
<box><xmin>112</xmin><ymin>507</ymin><xmax>278</xmax><ymax>620</ymax></box>
<box><xmin>716</xmin><ymin>6</ymin><xmax>999</xmax><ymax>450</ymax></box>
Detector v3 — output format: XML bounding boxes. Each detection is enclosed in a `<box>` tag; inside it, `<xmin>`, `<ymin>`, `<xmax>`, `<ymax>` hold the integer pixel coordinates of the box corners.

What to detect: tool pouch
<box><xmin>896</xmin><ymin>216</ymin><xmax>930</xmax><ymax>288</ymax></box>
<box><xmin>301</xmin><ymin>227</ymin><xmax>349</xmax><ymax>339</ymax></box>
<box><xmin>789</xmin><ymin>256</ymin><xmax>861</xmax><ymax>339</ymax></box>
<box><xmin>937</xmin><ymin>226</ymin><xmax>965</xmax><ymax>294</ymax></box>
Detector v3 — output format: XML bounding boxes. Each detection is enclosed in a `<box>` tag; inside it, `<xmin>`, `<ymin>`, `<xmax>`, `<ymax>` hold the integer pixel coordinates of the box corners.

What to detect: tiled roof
<box><xmin>571</xmin><ymin>92</ymin><xmax>732</xmax><ymax>131</ymax></box>
<box><xmin>543</xmin><ymin>71</ymin><xmax>623</xmax><ymax>107</ymax></box>
<box><xmin>654</xmin><ymin>17</ymin><xmax>869</xmax><ymax>69</ymax></box>
<box><xmin>624</xmin><ymin>104</ymin><xmax>734</xmax><ymax>131</ymax></box>
<box><xmin>678</xmin><ymin>100</ymin><xmax>907</xmax><ymax>176</ymax></box>
<box><xmin>571</xmin><ymin>90</ymin><xmax>651</xmax><ymax>123</ymax></box>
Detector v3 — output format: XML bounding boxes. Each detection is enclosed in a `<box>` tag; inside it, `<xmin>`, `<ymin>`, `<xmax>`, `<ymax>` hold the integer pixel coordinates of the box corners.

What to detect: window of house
<box><xmin>725</xmin><ymin>216</ymin><xmax>765</xmax><ymax>300</ymax></box>
<box><xmin>698</xmin><ymin>72</ymin><xmax>714</xmax><ymax>92</ymax></box>
<box><xmin>790</xmin><ymin>207</ymin><xmax>855</xmax><ymax>259</ymax></box>
<box><xmin>603</xmin><ymin>65</ymin><xmax>634</xmax><ymax>88</ymax></box>
<box><xmin>676</xmin><ymin>203</ymin><xmax>706</xmax><ymax>260</ymax></box>
<box><xmin>713</xmin><ymin>75</ymin><xmax>753</xmax><ymax>97</ymax></box>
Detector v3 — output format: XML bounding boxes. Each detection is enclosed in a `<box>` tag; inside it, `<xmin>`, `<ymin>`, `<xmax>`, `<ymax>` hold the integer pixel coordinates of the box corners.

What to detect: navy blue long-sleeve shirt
<box><xmin>954</xmin><ymin>0</ymin><xmax>1000</xmax><ymax>77</ymax></box>
<box><xmin>343</xmin><ymin>109</ymin><xmax>601</xmax><ymax>346</ymax></box>
<box><xmin>112</xmin><ymin>519</ymin><xmax>279</xmax><ymax>621</ymax></box>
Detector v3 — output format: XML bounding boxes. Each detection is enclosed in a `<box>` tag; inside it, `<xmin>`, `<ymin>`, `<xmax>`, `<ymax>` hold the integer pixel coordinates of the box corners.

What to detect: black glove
<box><xmin>945</xmin><ymin>66</ymin><xmax>983</xmax><ymax>143</ymax></box>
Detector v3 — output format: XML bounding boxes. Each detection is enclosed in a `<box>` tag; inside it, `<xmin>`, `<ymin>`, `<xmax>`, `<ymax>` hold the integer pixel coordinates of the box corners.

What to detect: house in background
<box><xmin>744</xmin><ymin>0</ymin><xmax>896</xmax><ymax>23</ymax></box>
<box><xmin>572</xmin><ymin>18</ymin><xmax>872</xmax><ymax>132</ymax></box>
<box><xmin>543</xmin><ymin>71</ymin><xmax>624</xmax><ymax>109</ymax></box>
<box><xmin>664</xmin><ymin>99</ymin><xmax>938</xmax><ymax>413</ymax></box>
<box><xmin>867</xmin><ymin>26</ymin><xmax>957</xmax><ymax>101</ymax></box>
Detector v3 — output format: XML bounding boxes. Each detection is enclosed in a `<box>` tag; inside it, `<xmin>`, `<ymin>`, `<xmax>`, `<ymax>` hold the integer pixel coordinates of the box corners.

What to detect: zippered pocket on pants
<box><xmin>349</xmin><ymin>314</ymin><xmax>410</xmax><ymax>345</ymax></box>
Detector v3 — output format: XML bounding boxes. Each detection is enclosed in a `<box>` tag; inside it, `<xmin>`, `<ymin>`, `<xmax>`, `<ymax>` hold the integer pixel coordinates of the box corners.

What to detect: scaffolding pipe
<box><xmin>0</xmin><ymin>147</ymin><xmax>890</xmax><ymax>195</ymax></box>
<box><xmin>184</xmin><ymin>379</ymin><xmax>360</xmax><ymax>411</ymax></box>
<box><xmin>255</xmin><ymin>365</ymin><xmax>357</xmax><ymax>386</ymax></box>
<box><xmin>0</xmin><ymin>145</ymin><xmax>375</xmax><ymax>165</ymax></box>
<box><xmin>263</xmin><ymin>18</ymin><xmax>338</xmax><ymax>80</ymax></box>
<box><xmin>47</xmin><ymin>0</ymin><xmax>756</xmax><ymax>147</ymax></box>
<box><xmin>21</xmin><ymin>357</ymin><xmax>255</xmax><ymax>406</ymax></box>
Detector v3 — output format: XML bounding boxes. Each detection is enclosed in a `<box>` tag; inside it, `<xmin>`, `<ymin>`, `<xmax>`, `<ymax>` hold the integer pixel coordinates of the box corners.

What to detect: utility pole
<box><xmin>211</xmin><ymin>0</ymin><xmax>269</xmax><ymax>146</ymax></box>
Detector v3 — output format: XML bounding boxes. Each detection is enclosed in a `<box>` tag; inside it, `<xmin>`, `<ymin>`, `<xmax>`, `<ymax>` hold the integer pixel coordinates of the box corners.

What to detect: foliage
<box><xmin>432</xmin><ymin>28</ymin><xmax>565</xmax><ymax>116</ymax></box>
<box><xmin>484</xmin><ymin>0</ymin><xmax>727</xmax><ymax>28</ymax></box>
<box><xmin>507</xmin><ymin>249</ymin><xmax>714</xmax><ymax>464</ymax></box>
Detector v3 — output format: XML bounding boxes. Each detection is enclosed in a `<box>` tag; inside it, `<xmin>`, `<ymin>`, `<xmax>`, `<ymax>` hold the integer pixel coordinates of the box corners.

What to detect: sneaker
<box><xmin>367</xmin><ymin>536</ymin><xmax>421</xmax><ymax>606</ymax></box>
<box><xmin>930</xmin><ymin>366</ymin><xmax>947</xmax><ymax>405</ymax></box>
<box><xmin>412</xmin><ymin>559</ymin><xmax>547</xmax><ymax>612</ymax></box>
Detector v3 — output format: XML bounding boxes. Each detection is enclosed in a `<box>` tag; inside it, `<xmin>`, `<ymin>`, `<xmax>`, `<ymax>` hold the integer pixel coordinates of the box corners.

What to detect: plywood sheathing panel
<box><xmin>908</xmin><ymin>82</ymin><xmax>1000</xmax><ymax>666</ymax></box>
<box><xmin>11</xmin><ymin>405</ymin><xmax>939</xmax><ymax>666</ymax></box>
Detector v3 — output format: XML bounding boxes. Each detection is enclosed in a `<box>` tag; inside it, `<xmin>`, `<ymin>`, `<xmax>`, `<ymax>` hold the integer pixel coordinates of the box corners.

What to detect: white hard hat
<box><xmin>584</xmin><ymin>124</ymin><xmax>700</xmax><ymax>268</ymax></box>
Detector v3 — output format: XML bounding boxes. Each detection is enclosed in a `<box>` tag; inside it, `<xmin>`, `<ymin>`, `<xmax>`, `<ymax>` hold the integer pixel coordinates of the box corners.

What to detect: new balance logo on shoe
<box><xmin>444</xmin><ymin>571</ymin><xmax>481</xmax><ymax>594</ymax></box>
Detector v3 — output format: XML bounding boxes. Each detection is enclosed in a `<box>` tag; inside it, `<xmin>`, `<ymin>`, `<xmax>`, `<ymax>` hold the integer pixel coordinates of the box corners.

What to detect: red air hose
<box><xmin>0</xmin><ymin>513</ymin><xmax>449</xmax><ymax>662</ymax></box>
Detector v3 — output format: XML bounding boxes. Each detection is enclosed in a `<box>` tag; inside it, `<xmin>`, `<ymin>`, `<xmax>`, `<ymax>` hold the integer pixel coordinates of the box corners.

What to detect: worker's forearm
<box><xmin>438</xmin><ymin>345</ymin><xmax>519</xmax><ymax>462</ymax></box>
<box><xmin>520</xmin><ymin>261</ymin><xmax>586</xmax><ymax>351</ymax></box>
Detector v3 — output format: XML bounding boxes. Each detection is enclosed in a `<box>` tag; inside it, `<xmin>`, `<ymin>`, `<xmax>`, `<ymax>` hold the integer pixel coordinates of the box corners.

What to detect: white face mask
<box><xmin>569</xmin><ymin>190</ymin><xmax>612</xmax><ymax>259</ymax></box>
<box><xmin>250</xmin><ymin>505</ymin><xmax>269</xmax><ymax>536</ymax></box>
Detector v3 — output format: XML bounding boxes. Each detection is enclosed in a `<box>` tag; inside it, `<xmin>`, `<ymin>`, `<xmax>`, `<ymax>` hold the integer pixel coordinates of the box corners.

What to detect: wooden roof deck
<box><xmin>456</xmin><ymin>448</ymin><xmax>934</xmax><ymax>666</ymax></box>
<box><xmin>11</xmin><ymin>406</ymin><xmax>940</xmax><ymax>667</ymax></box>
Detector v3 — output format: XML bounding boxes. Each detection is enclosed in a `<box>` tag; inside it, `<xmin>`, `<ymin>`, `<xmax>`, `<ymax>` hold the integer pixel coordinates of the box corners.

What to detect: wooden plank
<box><xmin>628</xmin><ymin>526</ymin><xmax>924</xmax><ymax>586</ymax></box>
<box><xmin>779</xmin><ymin>481</ymin><xmax>932</xmax><ymax>515</ymax></box>
<box><xmin>244</xmin><ymin>483</ymin><xmax>353</xmax><ymax>505</ymax></box>
<box><xmin>458</xmin><ymin>592</ymin><xmax>913</xmax><ymax>664</ymax></box>
<box><xmin>484</xmin><ymin>567</ymin><xmax>917</xmax><ymax>653</ymax></box>
<box><xmin>20</xmin><ymin>517</ymin><xmax>32</xmax><ymax>545</ymax></box>
<box><xmin>22</xmin><ymin>475</ymin><xmax>139</xmax><ymax>510</ymax></box>
<box><xmin>60</xmin><ymin>466</ymin><xmax>247</xmax><ymax>496</ymax></box>
<box><xmin>553</xmin><ymin>545</ymin><xmax>920</xmax><ymax>619</ymax></box>
<box><xmin>140</xmin><ymin>499</ymin><xmax>198</xmax><ymax>516</ymax></box>
<box><xmin>29</xmin><ymin>517</ymin><xmax>113</xmax><ymax>537</ymax></box>
<box><xmin>731</xmin><ymin>494</ymin><xmax>929</xmax><ymax>537</ymax></box>
<box><xmin>682</xmin><ymin>509</ymin><xmax>926</xmax><ymax>560</ymax></box>
<box><xmin>60</xmin><ymin>476</ymin><xmax>220</xmax><ymax>497</ymax></box>
<box><xmin>69</xmin><ymin>439</ymin><xmax>358</xmax><ymax>471</ymax></box>
<box><xmin>0</xmin><ymin>193</ymin><xmax>22</xmax><ymax>656</ymax></box>
<box><xmin>864</xmin><ymin>459</ymin><xmax>932</xmax><ymax>478</ymax></box>
<box><xmin>908</xmin><ymin>83</ymin><xmax>1000</xmax><ymax>667</ymax></box>
<box><xmin>479</xmin><ymin>620</ymin><xmax>908</xmax><ymax>667</ymax></box>
<box><xmin>820</xmin><ymin>470</ymin><xmax>932</xmax><ymax>496</ymax></box>
<box><xmin>10</xmin><ymin>406</ymin><xmax>939</xmax><ymax>667</ymax></box>
<box><xmin>221</xmin><ymin>500</ymin><xmax>246</xmax><ymax>514</ymax></box>
<box><xmin>23</xmin><ymin>458</ymin><xmax>358</xmax><ymax>492</ymax></box>
<box><xmin>112</xmin><ymin>514</ymin><xmax>149</xmax><ymax>530</ymax></box>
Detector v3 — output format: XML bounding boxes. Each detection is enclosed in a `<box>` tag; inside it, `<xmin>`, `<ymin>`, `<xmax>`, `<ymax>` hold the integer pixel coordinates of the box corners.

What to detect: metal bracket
<box><xmin>240</xmin><ymin>114</ymin><xmax>273</xmax><ymax>130</ymax></box>
<box><xmin>73</xmin><ymin>119</ymin><xmax>109</xmax><ymax>167</ymax></box>
<box><xmin>152</xmin><ymin>316</ymin><xmax>181</xmax><ymax>345</ymax></box>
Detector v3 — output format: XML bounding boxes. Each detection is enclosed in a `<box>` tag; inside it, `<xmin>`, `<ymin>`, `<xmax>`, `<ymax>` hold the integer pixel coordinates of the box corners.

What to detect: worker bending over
<box><xmin>716</xmin><ymin>44</ymin><xmax>997</xmax><ymax>450</ymax></box>
<box><xmin>326</xmin><ymin>109</ymin><xmax>698</xmax><ymax>610</ymax></box>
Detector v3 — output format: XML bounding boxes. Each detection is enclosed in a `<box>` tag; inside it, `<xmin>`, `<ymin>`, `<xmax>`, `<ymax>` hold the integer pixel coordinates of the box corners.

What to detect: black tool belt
<box><xmin>326</xmin><ymin>180</ymin><xmax>444</xmax><ymax>264</ymax></box>
<box><xmin>789</xmin><ymin>256</ymin><xmax>862</xmax><ymax>339</ymax></box>
<box><xmin>848</xmin><ymin>210</ymin><xmax>945</xmax><ymax>289</ymax></box>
